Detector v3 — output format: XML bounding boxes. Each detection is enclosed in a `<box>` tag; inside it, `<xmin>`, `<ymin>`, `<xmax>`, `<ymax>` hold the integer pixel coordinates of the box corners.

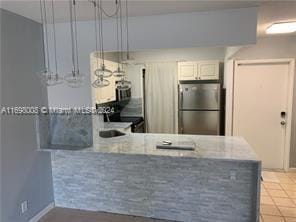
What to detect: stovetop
<box><xmin>105</xmin><ymin>112</ymin><xmax>144</xmax><ymax>125</ymax></box>
<box><xmin>120</xmin><ymin>116</ymin><xmax>144</xmax><ymax>125</ymax></box>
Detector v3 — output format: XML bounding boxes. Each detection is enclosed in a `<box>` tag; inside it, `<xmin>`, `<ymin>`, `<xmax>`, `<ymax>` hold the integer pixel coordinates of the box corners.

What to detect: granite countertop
<box><xmin>42</xmin><ymin>132</ymin><xmax>259</xmax><ymax>162</ymax></box>
<box><xmin>100</xmin><ymin>122</ymin><xmax>132</xmax><ymax>130</ymax></box>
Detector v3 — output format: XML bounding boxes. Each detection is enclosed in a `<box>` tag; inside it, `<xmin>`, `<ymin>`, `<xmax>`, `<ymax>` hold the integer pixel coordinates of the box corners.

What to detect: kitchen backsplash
<box><xmin>36</xmin><ymin>113</ymin><xmax>93</xmax><ymax>148</ymax></box>
<box><xmin>120</xmin><ymin>98</ymin><xmax>143</xmax><ymax>117</ymax></box>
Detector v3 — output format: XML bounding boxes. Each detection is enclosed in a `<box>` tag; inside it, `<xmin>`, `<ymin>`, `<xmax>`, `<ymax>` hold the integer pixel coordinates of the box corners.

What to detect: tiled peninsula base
<box><xmin>51</xmin><ymin>151</ymin><xmax>261</xmax><ymax>222</ymax></box>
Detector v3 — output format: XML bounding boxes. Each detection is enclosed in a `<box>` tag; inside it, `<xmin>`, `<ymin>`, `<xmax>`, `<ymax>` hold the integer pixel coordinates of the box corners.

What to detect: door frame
<box><xmin>225</xmin><ymin>58</ymin><xmax>295</xmax><ymax>170</ymax></box>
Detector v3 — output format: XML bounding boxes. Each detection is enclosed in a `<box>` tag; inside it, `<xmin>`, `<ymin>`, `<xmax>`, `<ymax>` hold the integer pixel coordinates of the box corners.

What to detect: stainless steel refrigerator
<box><xmin>178</xmin><ymin>82</ymin><xmax>222</xmax><ymax>135</ymax></box>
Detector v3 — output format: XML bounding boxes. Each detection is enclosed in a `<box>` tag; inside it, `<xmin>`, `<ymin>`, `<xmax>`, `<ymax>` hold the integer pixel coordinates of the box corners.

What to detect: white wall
<box><xmin>46</xmin><ymin>7</ymin><xmax>257</xmax><ymax>107</ymax></box>
<box><xmin>115</xmin><ymin>47</ymin><xmax>226</xmax><ymax>100</ymax></box>
<box><xmin>129</xmin><ymin>47</ymin><xmax>226</xmax><ymax>63</ymax></box>
<box><xmin>230</xmin><ymin>36</ymin><xmax>296</xmax><ymax>60</ymax></box>
<box><xmin>224</xmin><ymin>35</ymin><xmax>296</xmax><ymax>168</ymax></box>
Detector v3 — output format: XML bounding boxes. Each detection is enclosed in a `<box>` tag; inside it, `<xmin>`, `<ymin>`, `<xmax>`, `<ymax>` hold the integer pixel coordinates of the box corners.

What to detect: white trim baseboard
<box><xmin>29</xmin><ymin>202</ymin><xmax>55</xmax><ymax>222</ymax></box>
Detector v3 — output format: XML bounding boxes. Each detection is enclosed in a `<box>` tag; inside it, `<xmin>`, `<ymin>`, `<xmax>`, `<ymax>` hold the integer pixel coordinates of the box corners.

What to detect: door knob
<box><xmin>280</xmin><ymin>121</ymin><xmax>286</xmax><ymax>126</ymax></box>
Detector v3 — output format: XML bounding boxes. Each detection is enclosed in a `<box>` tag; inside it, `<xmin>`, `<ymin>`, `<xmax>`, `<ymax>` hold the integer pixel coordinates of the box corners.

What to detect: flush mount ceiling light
<box><xmin>266</xmin><ymin>21</ymin><xmax>296</xmax><ymax>34</ymax></box>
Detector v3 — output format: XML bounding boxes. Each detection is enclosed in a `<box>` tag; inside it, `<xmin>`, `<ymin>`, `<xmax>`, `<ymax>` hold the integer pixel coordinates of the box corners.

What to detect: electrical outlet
<box><xmin>21</xmin><ymin>201</ymin><xmax>28</xmax><ymax>214</ymax></box>
<box><xmin>230</xmin><ymin>170</ymin><xmax>237</xmax><ymax>180</ymax></box>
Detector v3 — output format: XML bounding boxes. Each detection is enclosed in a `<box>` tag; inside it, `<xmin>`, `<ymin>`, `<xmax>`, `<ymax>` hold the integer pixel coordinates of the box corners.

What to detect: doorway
<box><xmin>232</xmin><ymin>59</ymin><xmax>295</xmax><ymax>170</ymax></box>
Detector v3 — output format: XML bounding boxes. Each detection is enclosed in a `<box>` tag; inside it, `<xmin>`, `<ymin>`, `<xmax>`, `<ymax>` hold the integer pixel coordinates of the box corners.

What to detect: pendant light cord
<box><xmin>73</xmin><ymin>0</ymin><xmax>80</xmax><ymax>74</ymax></box>
<box><xmin>100</xmin><ymin>2</ymin><xmax>119</xmax><ymax>18</ymax></box>
<box><xmin>51</xmin><ymin>0</ymin><xmax>58</xmax><ymax>77</ymax></box>
<box><xmin>125</xmin><ymin>0</ymin><xmax>130</xmax><ymax>60</ymax></box>
<box><xmin>39</xmin><ymin>0</ymin><xmax>46</xmax><ymax>71</ymax></box>
<box><xmin>119</xmin><ymin>0</ymin><xmax>123</xmax><ymax>67</ymax></box>
<box><xmin>116</xmin><ymin>0</ymin><xmax>120</xmax><ymax>69</ymax></box>
<box><xmin>99</xmin><ymin>0</ymin><xmax>105</xmax><ymax>66</ymax></box>
<box><xmin>42</xmin><ymin>0</ymin><xmax>51</xmax><ymax>72</ymax></box>
<box><xmin>97</xmin><ymin>0</ymin><xmax>102</xmax><ymax>66</ymax></box>
<box><xmin>69</xmin><ymin>0</ymin><xmax>76</xmax><ymax>75</ymax></box>
<box><xmin>93</xmin><ymin>1</ymin><xmax>99</xmax><ymax>70</ymax></box>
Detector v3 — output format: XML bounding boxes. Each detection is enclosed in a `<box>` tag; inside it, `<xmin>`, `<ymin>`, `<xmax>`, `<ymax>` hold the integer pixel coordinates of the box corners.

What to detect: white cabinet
<box><xmin>197</xmin><ymin>61</ymin><xmax>219</xmax><ymax>80</ymax></box>
<box><xmin>90</xmin><ymin>53</ymin><xmax>119</xmax><ymax>104</ymax></box>
<box><xmin>178</xmin><ymin>61</ymin><xmax>220</xmax><ymax>81</ymax></box>
<box><xmin>94</xmin><ymin>75</ymin><xmax>116</xmax><ymax>104</ymax></box>
<box><xmin>178</xmin><ymin>62</ymin><xmax>197</xmax><ymax>80</ymax></box>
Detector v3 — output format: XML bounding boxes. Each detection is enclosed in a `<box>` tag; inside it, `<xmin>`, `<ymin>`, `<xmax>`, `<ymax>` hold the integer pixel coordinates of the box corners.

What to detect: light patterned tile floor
<box><xmin>261</xmin><ymin>171</ymin><xmax>296</xmax><ymax>222</ymax></box>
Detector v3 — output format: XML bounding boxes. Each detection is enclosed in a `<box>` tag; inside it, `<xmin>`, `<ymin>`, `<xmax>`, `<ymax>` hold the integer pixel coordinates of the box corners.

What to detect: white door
<box><xmin>233</xmin><ymin>60</ymin><xmax>292</xmax><ymax>169</ymax></box>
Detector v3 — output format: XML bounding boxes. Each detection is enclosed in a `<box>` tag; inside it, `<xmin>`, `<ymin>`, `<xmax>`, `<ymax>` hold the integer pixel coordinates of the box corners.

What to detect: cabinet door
<box><xmin>95</xmin><ymin>75</ymin><xmax>116</xmax><ymax>104</ymax></box>
<box><xmin>90</xmin><ymin>54</ymin><xmax>117</xmax><ymax>104</ymax></box>
<box><xmin>197</xmin><ymin>61</ymin><xmax>219</xmax><ymax>80</ymax></box>
<box><xmin>178</xmin><ymin>62</ymin><xmax>197</xmax><ymax>80</ymax></box>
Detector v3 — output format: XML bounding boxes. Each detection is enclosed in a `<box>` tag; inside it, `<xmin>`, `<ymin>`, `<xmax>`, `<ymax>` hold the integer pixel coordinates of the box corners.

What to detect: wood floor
<box><xmin>39</xmin><ymin>207</ymin><xmax>173</xmax><ymax>222</ymax></box>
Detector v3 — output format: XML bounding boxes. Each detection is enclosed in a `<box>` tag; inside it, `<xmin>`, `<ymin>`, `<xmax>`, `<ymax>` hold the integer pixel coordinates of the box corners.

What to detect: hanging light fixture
<box><xmin>113</xmin><ymin>0</ymin><xmax>125</xmax><ymax>77</ymax></box>
<box><xmin>121</xmin><ymin>0</ymin><xmax>134</xmax><ymax>65</ymax></box>
<box><xmin>94</xmin><ymin>0</ymin><xmax>113</xmax><ymax>79</ymax></box>
<box><xmin>91</xmin><ymin>0</ymin><xmax>109</xmax><ymax>87</ymax></box>
<box><xmin>92</xmin><ymin>0</ymin><xmax>113</xmax><ymax>88</ymax></box>
<box><xmin>64</xmin><ymin>0</ymin><xmax>85</xmax><ymax>88</ymax></box>
<box><xmin>38</xmin><ymin>0</ymin><xmax>63</xmax><ymax>86</ymax></box>
<box><xmin>115</xmin><ymin>0</ymin><xmax>131</xmax><ymax>90</ymax></box>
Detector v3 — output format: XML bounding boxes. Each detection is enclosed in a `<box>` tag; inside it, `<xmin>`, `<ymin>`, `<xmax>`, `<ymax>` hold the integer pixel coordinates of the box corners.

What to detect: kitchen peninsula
<box><xmin>39</xmin><ymin>120</ymin><xmax>261</xmax><ymax>222</ymax></box>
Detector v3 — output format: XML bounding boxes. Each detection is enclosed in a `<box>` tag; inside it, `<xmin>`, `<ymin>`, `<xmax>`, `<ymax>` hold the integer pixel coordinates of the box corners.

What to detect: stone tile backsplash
<box><xmin>36</xmin><ymin>114</ymin><xmax>93</xmax><ymax>148</ymax></box>
<box><xmin>52</xmin><ymin>151</ymin><xmax>260</xmax><ymax>222</ymax></box>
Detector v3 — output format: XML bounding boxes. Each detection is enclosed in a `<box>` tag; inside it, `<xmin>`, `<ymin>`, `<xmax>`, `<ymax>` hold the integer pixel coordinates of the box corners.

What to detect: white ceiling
<box><xmin>0</xmin><ymin>0</ymin><xmax>259</xmax><ymax>22</ymax></box>
<box><xmin>1</xmin><ymin>0</ymin><xmax>296</xmax><ymax>37</ymax></box>
<box><xmin>257</xmin><ymin>1</ymin><xmax>296</xmax><ymax>36</ymax></box>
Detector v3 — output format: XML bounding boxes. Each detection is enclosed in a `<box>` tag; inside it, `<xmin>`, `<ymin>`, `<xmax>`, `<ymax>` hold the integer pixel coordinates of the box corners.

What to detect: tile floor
<box><xmin>260</xmin><ymin>171</ymin><xmax>296</xmax><ymax>222</ymax></box>
<box><xmin>40</xmin><ymin>171</ymin><xmax>296</xmax><ymax>222</ymax></box>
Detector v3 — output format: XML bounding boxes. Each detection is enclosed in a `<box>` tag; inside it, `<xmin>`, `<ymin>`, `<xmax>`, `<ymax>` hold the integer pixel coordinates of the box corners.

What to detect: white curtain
<box><xmin>145</xmin><ymin>62</ymin><xmax>177</xmax><ymax>134</ymax></box>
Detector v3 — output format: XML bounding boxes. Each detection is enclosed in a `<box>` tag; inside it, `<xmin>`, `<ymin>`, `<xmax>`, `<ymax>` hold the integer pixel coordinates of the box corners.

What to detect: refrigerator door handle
<box><xmin>179</xmin><ymin>87</ymin><xmax>184</xmax><ymax>134</ymax></box>
<box><xmin>179</xmin><ymin>87</ymin><xmax>183</xmax><ymax>108</ymax></box>
<box><xmin>179</xmin><ymin>111</ymin><xmax>184</xmax><ymax>134</ymax></box>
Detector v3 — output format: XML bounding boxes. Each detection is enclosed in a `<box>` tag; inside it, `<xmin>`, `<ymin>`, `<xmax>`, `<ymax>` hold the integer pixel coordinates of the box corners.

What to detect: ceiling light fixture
<box><xmin>38</xmin><ymin>0</ymin><xmax>63</xmax><ymax>86</ymax></box>
<box><xmin>266</xmin><ymin>21</ymin><xmax>296</xmax><ymax>34</ymax></box>
<box><xmin>115</xmin><ymin>0</ymin><xmax>131</xmax><ymax>90</ymax></box>
<box><xmin>92</xmin><ymin>0</ymin><xmax>113</xmax><ymax>88</ymax></box>
<box><xmin>113</xmin><ymin>0</ymin><xmax>125</xmax><ymax>77</ymax></box>
<box><xmin>64</xmin><ymin>0</ymin><xmax>85</xmax><ymax>88</ymax></box>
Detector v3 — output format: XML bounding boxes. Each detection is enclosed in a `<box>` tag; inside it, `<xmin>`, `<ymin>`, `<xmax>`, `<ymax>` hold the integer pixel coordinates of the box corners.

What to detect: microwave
<box><xmin>116</xmin><ymin>87</ymin><xmax>131</xmax><ymax>102</ymax></box>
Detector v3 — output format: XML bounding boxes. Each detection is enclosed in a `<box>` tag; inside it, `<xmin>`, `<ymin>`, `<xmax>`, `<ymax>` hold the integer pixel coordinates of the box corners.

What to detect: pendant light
<box><xmin>95</xmin><ymin>0</ymin><xmax>113</xmax><ymax>78</ymax></box>
<box><xmin>38</xmin><ymin>0</ymin><xmax>63</xmax><ymax>86</ymax></box>
<box><xmin>113</xmin><ymin>0</ymin><xmax>125</xmax><ymax>77</ymax></box>
<box><xmin>92</xmin><ymin>0</ymin><xmax>113</xmax><ymax>88</ymax></box>
<box><xmin>91</xmin><ymin>0</ymin><xmax>110</xmax><ymax>88</ymax></box>
<box><xmin>65</xmin><ymin>0</ymin><xmax>85</xmax><ymax>88</ymax></box>
<box><xmin>115</xmin><ymin>0</ymin><xmax>131</xmax><ymax>90</ymax></box>
<box><xmin>121</xmin><ymin>0</ymin><xmax>135</xmax><ymax>65</ymax></box>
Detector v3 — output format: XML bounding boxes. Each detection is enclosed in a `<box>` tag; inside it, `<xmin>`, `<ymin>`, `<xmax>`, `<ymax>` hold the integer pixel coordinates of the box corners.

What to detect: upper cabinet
<box><xmin>178</xmin><ymin>60</ymin><xmax>220</xmax><ymax>81</ymax></box>
<box><xmin>178</xmin><ymin>62</ymin><xmax>197</xmax><ymax>80</ymax></box>
<box><xmin>90</xmin><ymin>53</ymin><xmax>120</xmax><ymax>105</ymax></box>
